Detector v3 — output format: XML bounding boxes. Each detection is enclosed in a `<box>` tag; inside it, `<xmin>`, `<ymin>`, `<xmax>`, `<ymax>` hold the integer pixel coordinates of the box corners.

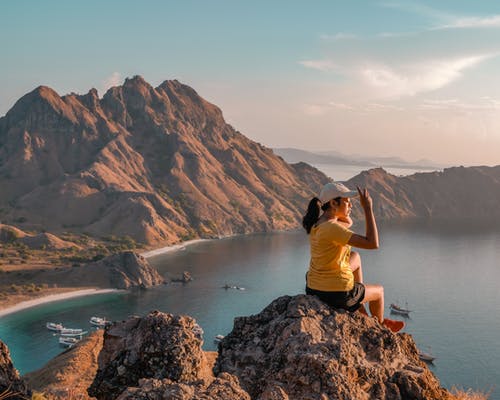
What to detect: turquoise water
<box><xmin>1</xmin><ymin>222</ymin><xmax>499</xmax><ymax>398</ymax></box>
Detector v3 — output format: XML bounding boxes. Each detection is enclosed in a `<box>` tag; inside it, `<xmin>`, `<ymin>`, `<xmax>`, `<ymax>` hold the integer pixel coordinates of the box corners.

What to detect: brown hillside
<box><xmin>0</xmin><ymin>77</ymin><xmax>330</xmax><ymax>245</ymax></box>
<box><xmin>346</xmin><ymin>166</ymin><xmax>500</xmax><ymax>221</ymax></box>
<box><xmin>24</xmin><ymin>331</ymin><xmax>103</xmax><ymax>399</ymax></box>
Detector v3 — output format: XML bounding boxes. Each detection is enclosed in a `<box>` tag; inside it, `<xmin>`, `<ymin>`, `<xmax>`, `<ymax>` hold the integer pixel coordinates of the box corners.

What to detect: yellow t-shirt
<box><xmin>306</xmin><ymin>220</ymin><xmax>354</xmax><ymax>292</ymax></box>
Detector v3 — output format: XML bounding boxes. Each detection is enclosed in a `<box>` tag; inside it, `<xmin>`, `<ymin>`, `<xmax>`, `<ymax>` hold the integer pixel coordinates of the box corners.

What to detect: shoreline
<box><xmin>0</xmin><ymin>239</ymin><xmax>210</xmax><ymax>319</ymax></box>
<box><xmin>0</xmin><ymin>288</ymin><xmax>122</xmax><ymax>318</ymax></box>
<box><xmin>140</xmin><ymin>238</ymin><xmax>210</xmax><ymax>258</ymax></box>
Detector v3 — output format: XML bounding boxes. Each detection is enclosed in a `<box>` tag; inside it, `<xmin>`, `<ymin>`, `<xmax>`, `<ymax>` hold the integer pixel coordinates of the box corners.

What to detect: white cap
<box><xmin>318</xmin><ymin>182</ymin><xmax>358</xmax><ymax>204</ymax></box>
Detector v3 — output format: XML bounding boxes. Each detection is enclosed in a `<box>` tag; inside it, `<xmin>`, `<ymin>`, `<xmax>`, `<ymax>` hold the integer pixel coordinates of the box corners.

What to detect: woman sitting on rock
<box><xmin>302</xmin><ymin>182</ymin><xmax>404</xmax><ymax>333</ymax></box>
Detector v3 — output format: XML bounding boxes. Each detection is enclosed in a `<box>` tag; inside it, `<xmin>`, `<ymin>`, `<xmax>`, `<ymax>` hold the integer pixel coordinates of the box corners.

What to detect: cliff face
<box><xmin>346</xmin><ymin>167</ymin><xmax>500</xmax><ymax>221</ymax></box>
<box><xmin>0</xmin><ymin>77</ymin><xmax>329</xmax><ymax>245</ymax></box>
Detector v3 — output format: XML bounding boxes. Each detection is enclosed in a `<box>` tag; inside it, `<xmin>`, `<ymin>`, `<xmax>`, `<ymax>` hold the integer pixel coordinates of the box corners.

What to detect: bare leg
<box><xmin>350</xmin><ymin>251</ymin><xmax>368</xmax><ymax>315</ymax></box>
<box><xmin>362</xmin><ymin>284</ymin><xmax>384</xmax><ymax>322</ymax></box>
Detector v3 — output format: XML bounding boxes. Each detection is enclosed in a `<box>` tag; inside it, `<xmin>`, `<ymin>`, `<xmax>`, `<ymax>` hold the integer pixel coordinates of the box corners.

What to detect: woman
<box><xmin>302</xmin><ymin>182</ymin><xmax>404</xmax><ymax>333</ymax></box>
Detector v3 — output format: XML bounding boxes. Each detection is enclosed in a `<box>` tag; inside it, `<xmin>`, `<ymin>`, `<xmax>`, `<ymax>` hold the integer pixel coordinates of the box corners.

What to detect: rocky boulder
<box><xmin>215</xmin><ymin>295</ymin><xmax>454</xmax><ymax>400</ymax></box>
<box><xmin>88</xmin><ymin>311</ymin><xmax>248</xmax><ymax>400</ymax></box>
<box><xmin>84</xmin><ymin>251</ymin><xmax>165</xmax><ymax>289</ymax></box>
<box><xmin>0</xmin><ymin>340</ymin><xmax>31</xmax><ymax>400</ymax></box>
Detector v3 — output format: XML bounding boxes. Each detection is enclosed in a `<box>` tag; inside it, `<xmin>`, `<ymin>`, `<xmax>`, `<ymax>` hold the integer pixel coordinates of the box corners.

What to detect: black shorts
<box><xmin>306</xmin><ymin>282</ymin><xmax>365</xmax><ymax>312</ymax></box>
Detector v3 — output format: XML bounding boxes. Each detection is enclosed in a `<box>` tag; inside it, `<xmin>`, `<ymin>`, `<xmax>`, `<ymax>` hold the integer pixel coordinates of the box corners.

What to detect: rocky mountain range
<box><xmin>1</xmin><ymin>77</ymin><xmax>498</xmax><ymax>247</ymax></box>
<box><xmin>0</xmin><ymin>76</ymin><xmax>329</xmax><ymax>245</ymax></box>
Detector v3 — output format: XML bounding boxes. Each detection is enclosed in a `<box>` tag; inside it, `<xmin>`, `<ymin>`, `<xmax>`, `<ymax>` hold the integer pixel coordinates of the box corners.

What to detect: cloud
<box><xmin>360</xmin><ymin>54</ymin><xmax>494</xmax><ymax>97</ymax></box>
<box><xmin>101</xmin><ymin>72</ymin><xmax>122</xmax><ymax>93</ymax></box>
<box><xmin>299</xmin><ymin>60</ymin><xmax>338</xmax><ymax>72</ymax></box>
<box><xmin>381</xmin><ymin>2</ymin><xmax>500</xmax><ymax>31</ymax></box>
<box><xmin>438</xmin><ymin>15</ymin><xmax>500</xmax><ymax>29</ymax></box>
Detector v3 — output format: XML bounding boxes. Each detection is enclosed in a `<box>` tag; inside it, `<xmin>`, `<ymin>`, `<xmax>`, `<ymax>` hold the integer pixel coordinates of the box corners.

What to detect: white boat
<box><xmin>390</xmin><ymin>303</ymin><xmax>412</xmax><ymax>317</ymax></box>
<box><xmin>418</xmin><ymin>350</ymin><xmax>436</xmax><ymax>363</ymax></box>
<box><xmin>59</xmin><ymin>327</ymin><xmax>84</xmax><ymax>335</ymax></box>
<box><xmin>59</xmin><ymin>337</ymin><xmax>79</xmax><ymax>348</ymax></box>
<box><xmin>46</xmin><ymin>322</ymin><xmax>64</xmax><ymax>331</ymax></box>
<box><xmin>214</xmin><ymin>334</ymin><xmax>225</xmax><ymax>343</ymax></box>
<box><xmin>90</xmin><ymin>316</ymin><xmax>110</xmax><ymax>327</ymax></box>
<box><xmin>60</xmin><ymin>331</ymin><xmax>88</xmax><ymax>338</ymax></box>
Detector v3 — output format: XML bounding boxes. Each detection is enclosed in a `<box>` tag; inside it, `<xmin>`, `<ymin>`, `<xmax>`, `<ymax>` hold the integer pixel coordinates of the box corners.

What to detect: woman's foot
<box><xmin>383</xmin><ymin>318</ymin><xmax>405</xmax><ymax>333</ymax></box>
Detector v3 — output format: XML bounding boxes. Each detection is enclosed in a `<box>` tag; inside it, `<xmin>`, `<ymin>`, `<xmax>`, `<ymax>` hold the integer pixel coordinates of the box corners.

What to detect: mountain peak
<box><xmin>124</xmin><ymin>75</ymin><xmax>149</xmax><ymax>88</ymax></box>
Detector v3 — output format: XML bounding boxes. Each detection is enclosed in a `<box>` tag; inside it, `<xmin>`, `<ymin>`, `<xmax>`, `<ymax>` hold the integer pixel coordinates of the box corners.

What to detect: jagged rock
<box><xmin>88</xmin><ymin>311</ymin><xmax>220</xmax><ymax>399</ymax></box>
<box><xmin>215</xmin><ymin>295</ymin><xmax>454</xmax><ymax>400</ymax></box>
<box><xmin>85</xmin><ymin>251</ymin><xmax>165</xmax><ymax>289</ymax></box>
<box><xmin>0</xmin><ymin>340</ymin><xmax>31</xmax><ymax>400</ymax></box>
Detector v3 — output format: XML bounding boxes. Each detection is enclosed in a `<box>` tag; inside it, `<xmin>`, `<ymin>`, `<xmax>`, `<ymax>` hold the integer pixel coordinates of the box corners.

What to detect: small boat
<box><xmin>59</xmin><ymin>327</ymin><xmax>84</xmax><ymax>335</ymax></box>
<box><xmin>46</xmin><ymin>322</ymin><xmax>64</xmax><ymax>331</ymax></box>
<box><xmin>390</xmin><ymin>303</ymin><xmax>412</xmax><ymax>317</ymax></box>
<box><xmin>60</xmin><ymin>331</ymin><xmax>88</xmax><ymax>338</ymax></box>
<box><xmin>90</xmin><ymin>316</ymin><xmax>110</xmax><ymax>327</ymax></box>
<box><xmin>59</xmin><ymin>336</ymin><xmax>80</xmax><ymax>348</ymax></box>
<box><xmin>418</xmin><ymin>350</ymin><xmax>436</xmax><ymax>363</ymax></box>
<box><xmin>214</xmin><ymin>334</ymin><xmax>225</xmax><ymax>343</ymax></box>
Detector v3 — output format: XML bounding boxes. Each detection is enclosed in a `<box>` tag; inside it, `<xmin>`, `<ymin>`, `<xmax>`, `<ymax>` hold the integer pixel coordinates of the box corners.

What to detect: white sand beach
<box><xmin>140</xmin><ymin>238</ymin><xmax>208</xmax><ymax>258</ymax></box>
<box><xmin>0</xmin><ymin>239</ymin><xmax>210</xmax><ymax>319</ymax></box>
<box><xmin>0</xmin><ymin>288</ymin><xmax>121</xmax><ymax>318</ymax></box>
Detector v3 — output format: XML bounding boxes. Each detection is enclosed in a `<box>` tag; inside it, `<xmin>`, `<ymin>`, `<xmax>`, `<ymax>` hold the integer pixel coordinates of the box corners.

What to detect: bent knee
<box><xmin>365</xmin><ymin>284</ymin><xmax>384</xmax><ymax>298</ymax></box>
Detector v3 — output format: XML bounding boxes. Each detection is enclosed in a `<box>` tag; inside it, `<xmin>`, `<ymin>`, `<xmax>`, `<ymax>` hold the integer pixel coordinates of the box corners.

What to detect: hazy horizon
<box><xmin>2</xmin><ymin>1</ymin><xmax>500</xmax><ymax>166</ymax></box>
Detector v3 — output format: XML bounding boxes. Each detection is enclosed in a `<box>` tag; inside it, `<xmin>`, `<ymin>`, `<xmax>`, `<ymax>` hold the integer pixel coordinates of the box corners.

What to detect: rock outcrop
<box><xmin>0</xmin><ymin>339</ymin><xmax>31</xmax><ymax>400</ymax></box>
<box><xmin>83</xmin><ymin>251</ymin><xmax>165</xmax><ymax>289</ymax></box>
<box><xmin>215</xmin><ymin>295</ymin><xmax>454</xmax><ymax>400</ymax></box>
<box><xmin>88</xmin><ymin>311</ymin><xmax>248</xmax><ymax>400</ymax></box>
<box><xmin>0</xmin><ymin>77</ymin><xmax>329</xmax><ymax>245</ymax></box>
<box><xmin>85</xmin><ymin>296</ymin><xmax>465</xmax><ymax>400</ymax></box>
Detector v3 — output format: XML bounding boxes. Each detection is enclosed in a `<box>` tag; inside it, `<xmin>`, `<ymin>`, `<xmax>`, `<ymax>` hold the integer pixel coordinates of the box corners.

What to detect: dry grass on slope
<box><xmin>25</xmin><ymin>331</ymin><xmax>103</xmax><ymax>400</ymax></box>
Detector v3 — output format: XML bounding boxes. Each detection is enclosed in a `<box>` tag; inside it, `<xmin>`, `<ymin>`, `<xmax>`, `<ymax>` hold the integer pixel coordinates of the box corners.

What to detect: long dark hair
<box><xmin>302</xmin><ymin>196</ymin><xmax>341</xmax><ymax>234</ymax></box>
<box><xmin>302</xmin><ymin>197</ymin><xmax>327</xmax><ymax>234</ymax></box>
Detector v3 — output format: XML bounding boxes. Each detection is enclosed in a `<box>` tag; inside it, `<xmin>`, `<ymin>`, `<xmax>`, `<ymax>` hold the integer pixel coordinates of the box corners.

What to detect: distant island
<box><xmin>273</xmin><ymin>147</ymin><xmax>444</xmax><ymax>170</ymax></box>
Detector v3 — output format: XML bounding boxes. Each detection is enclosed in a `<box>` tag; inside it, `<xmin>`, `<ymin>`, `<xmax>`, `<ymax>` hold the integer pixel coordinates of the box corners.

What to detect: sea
<box><xmin>0</xmin><ymin>164</ymin><xmax>499</xmax><ymax>398</ymax></box>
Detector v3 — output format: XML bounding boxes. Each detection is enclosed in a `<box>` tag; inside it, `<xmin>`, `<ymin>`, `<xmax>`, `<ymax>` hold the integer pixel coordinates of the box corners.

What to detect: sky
<box><xmin>1</xmin><ymin>0</ymin><xmax>500</xmax><ymax>166</ymax></box>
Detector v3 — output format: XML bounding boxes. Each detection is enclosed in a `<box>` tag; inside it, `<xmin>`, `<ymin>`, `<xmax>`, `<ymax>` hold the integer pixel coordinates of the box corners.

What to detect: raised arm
<box><xmin>347</xmin><ymin>187</ymin><xmax>379</xmax><ymax>249</ymax></box>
